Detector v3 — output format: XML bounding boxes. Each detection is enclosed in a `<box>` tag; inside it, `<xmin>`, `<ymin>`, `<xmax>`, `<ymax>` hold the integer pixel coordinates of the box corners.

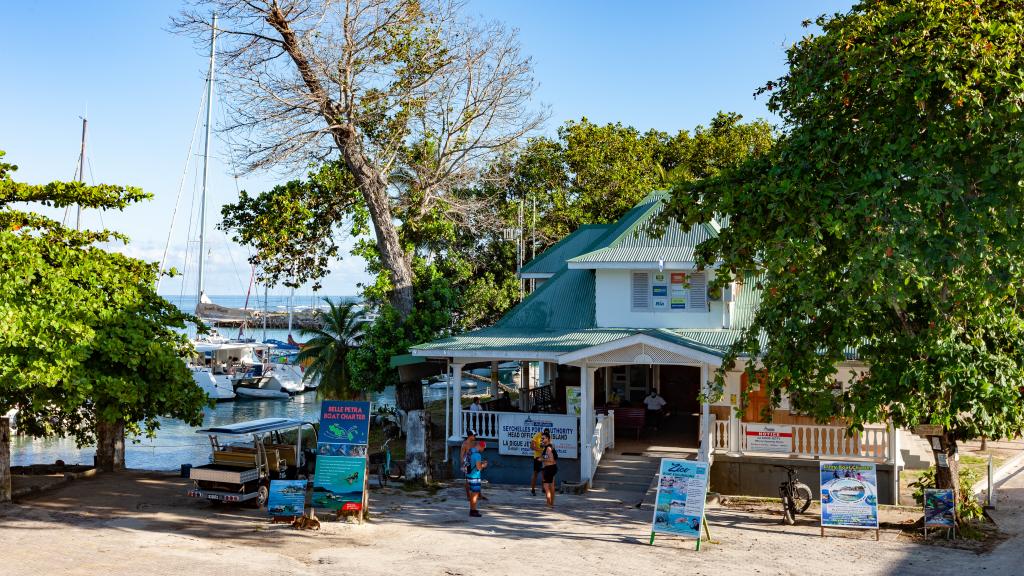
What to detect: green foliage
<box><xmin>296</xmin><ymin>299</ymin><xmax>365</xmax><ymax>400</ymax></box>
<box><xmin>349</xmin><ymin>261</ymin><xmax>461</xmax><ymax>393</ymax></box>
<box><xmin>663</xmin><ymin>1</ymin><xmax>1024</xmax><ymax>450</ymax></box>
<box><xmin>0</xmin><ymin>149</ymin><xmax>207</xmax><ymax>446</ymax></box>
<box><xmin>909</xmin><ymin>466</ymin><xmax>984</xmax><ymax>522</ymax></box>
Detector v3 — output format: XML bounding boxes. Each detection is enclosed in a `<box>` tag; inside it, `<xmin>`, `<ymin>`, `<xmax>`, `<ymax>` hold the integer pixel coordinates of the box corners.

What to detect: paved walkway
<box><xmin>1</xmin><ymin>463</ymin><xmax>1024</xmax><ymax>576</ymax></box>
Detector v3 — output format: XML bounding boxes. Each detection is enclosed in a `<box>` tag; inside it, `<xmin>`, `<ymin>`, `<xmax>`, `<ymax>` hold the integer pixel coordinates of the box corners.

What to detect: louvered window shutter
<box><xmin>688</xmin><ymin>271</ymin><xmax>707</xmax><ymax>312</ymax></box>
<box><xmin>631</xmin><ymin>271</ymin><xmax>650</xmax><ymax>311</ymax></box>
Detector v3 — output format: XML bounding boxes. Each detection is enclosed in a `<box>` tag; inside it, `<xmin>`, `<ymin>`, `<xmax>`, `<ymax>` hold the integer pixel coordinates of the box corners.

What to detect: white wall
<box><xmin>595</xmin><ymin>269</ymin><xmax>725</xmax><ymax>329</ymax></box>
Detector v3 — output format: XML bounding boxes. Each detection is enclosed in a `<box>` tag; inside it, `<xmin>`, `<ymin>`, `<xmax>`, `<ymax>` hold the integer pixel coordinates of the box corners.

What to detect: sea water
<box><xmin>10</xmin><ymin>294</ymin><xmax>513</xmax><ymax>470</ymax></box>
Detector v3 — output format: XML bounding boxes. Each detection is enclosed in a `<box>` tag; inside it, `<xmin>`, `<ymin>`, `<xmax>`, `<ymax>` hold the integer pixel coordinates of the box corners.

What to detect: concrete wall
<box><xmin>595</xmin><ymin>269</ymin><xmax>724</xmax><ymax>329</ymax></box>
<box><xmin>446</xmin><ymin>441</ymin><xmax>581</xmax><ymax>486</ymax></box>
<box><xmin>708</xmin><ymin>454</ymin><xmax>898</xmax><ymax>505</ymax></box>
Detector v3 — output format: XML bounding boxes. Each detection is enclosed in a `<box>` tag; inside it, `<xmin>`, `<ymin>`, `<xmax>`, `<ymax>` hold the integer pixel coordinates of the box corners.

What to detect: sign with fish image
<box><xmin>315</xmin><ymin>401</ymin><xmax>372</xmax><ymax>520</ymax></box>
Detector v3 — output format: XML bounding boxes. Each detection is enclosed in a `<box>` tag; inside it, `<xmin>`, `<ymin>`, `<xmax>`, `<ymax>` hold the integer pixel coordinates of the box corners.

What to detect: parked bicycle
<box><xmin>369</xmin><ymin>438</ymin><xmax>406</xmax><ymax>487</ymax></box>
<box><xmin>775</xmin><ymin>465</ymin><xmax>813</xmax><ymax>525</ymax></box>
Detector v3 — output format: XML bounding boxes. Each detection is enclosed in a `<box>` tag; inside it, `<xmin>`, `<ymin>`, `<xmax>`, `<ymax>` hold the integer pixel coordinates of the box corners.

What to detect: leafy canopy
<box><xmin>0</xmin><ymin>150</ymin><xmax>207</xmax><ymax>445</ymax></box>
<box><xmin>663</xmin><ymin>0</ymin><xmax>1024</xmax><ymax>441</ymax></box>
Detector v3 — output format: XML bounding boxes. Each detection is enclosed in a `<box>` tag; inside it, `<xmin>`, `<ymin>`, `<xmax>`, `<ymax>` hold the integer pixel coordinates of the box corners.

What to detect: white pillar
<box><xmin>727</xmin><ymin>407</ymin><xmax>742</xmax><ymax>456</ymax></box>
<box><xmin>450</xmin><ymin>363</ymin><xmax>464</xmax><ymax>441</ymax></box>
<box><xmin>580</xmin><ymin>364</ymin><xmax>594</xmax><ymax>485</ymax></box>
<box><xmin>699</xmin><ymin>363</ymin><xmax>711</xmax><ymax>462</ymax></box>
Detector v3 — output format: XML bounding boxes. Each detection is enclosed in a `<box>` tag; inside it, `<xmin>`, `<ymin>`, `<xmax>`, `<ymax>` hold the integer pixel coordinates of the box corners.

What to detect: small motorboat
<box><xmin>234</xmin><ymin>386</ymin><xmax>291</xmax><ymax>400</ymax></box>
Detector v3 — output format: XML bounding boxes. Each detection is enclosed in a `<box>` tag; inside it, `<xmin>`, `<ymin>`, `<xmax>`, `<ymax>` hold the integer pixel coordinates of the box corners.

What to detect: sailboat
<box><xmin>174</xmin><ymin>15</ymin><xmax>287</xmax><ymax>402</ymax></box>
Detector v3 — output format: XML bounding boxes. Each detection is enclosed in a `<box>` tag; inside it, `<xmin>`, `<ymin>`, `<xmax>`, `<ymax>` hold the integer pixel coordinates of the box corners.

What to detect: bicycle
<box><xmin>775</xmin><ymin>465</ymin><xmax>813</xmax><ymax>525</ymax></box>
<box><xmin>369</xmin><ymin>438</ymin><xmax>406</xmax><ymax>487</ymax></box>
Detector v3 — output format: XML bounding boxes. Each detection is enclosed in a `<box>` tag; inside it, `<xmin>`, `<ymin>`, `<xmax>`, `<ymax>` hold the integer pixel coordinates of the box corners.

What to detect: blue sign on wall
<box><xmin>318</xmin><ymin>401</ymin><xmax>371</xmax><ymax>445</ymax></box>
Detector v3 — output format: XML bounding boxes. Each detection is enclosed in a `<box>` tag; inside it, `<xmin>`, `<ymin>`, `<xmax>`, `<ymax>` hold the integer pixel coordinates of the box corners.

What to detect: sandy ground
<box><xmin>1</xmin><ymin>464</ymin><xmax>1023</xmax><ymax>576</ymax></box>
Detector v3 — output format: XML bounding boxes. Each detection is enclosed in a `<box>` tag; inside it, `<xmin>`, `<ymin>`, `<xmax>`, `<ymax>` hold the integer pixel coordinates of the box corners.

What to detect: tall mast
<box><xmin>75</xmin><ymin>117</ymin><xmax>88</xmax><ymax>230</ymax></box>
<box><xmin>197</xmin><ymin>13</ymin><xmax>217</xmax><ymax>301</ymax></box>
<box><xmin>287</xmin><ymin>287</ymin><xmax>294</xmax><ymax>336</ymax></box>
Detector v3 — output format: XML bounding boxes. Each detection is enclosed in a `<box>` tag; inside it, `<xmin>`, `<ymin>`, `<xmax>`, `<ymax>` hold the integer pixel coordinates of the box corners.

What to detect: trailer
<box><xmin>188</xmin><ymin>417</ymin><xmax>317</xmax><ymax>507</ymax></box>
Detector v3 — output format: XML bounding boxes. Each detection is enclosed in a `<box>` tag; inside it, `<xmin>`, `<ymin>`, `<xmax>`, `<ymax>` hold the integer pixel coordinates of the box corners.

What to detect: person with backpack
<box><xmin>461</xmin><ymin>430</ymin><xmax>486</xmax><ymax>501</ymax></box>
<box><xmin>540</xmin><ymin>431</ymin><xmax>558</xmax><ymax>508</ymax></box>
<box><xmin>529</xmin><ymin>427</ymin><xmax>549</xmax><ymax>496</ymax></box>
<box><xmin>466</xmin><ymin>440</ymin><xmax>489</xmax><ymax>517</ymax></box>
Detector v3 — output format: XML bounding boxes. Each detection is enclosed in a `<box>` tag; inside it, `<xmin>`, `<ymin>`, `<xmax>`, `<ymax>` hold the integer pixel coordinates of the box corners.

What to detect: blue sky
<box><xmin>0</xmin><ymin>1</ymin><xmax>852</xmax><ymax>298</ymax></box>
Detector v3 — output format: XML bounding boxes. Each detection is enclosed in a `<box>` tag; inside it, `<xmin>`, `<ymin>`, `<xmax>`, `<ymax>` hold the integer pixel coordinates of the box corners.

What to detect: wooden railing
<box><xmin>590</xmin><ymin>411</ymin><xmax>616</xmax><ymax>478</ymax></box>
<box><xmin>524</xmin><ymin>384</ymin><xmax>556</xmax><ymax>413</ymax></box>
<box><xmin>787</xmin><ymin>424</ymin><xmax>889</xmax><ymax>461</ymax></box>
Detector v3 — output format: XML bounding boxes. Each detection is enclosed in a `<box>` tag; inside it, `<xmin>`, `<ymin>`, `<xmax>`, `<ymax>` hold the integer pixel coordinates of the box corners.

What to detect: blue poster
<box><xmin>924</xmin><ymin>488</ymin><xmax>955</xmax><ymax>528</ymax></box>
<box><xmin>651</xmin><ymin>459</ymin><xmax>709</xmax><ymax>539</ymax></box>
<box><xmin>267</xmin><ymin>479</ymin><xmax>307</xmax><ymax>517</ymax></box>
<box><xmin>312</xmin><ymin>455</ymin><xmax>366</xmax><ymax>511</ymax></box>
<box><xmin>318</xmin><ymin>401</ymin><xmax>371</xmax><ymax>445</ymax></box>
<box><xmin>820</xmin><ymin>461</ymin><xmax>879</xmax><ymax>529</ymax></box>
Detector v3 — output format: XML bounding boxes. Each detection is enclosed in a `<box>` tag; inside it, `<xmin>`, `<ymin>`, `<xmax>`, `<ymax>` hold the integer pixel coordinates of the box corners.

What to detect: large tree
<box><xmin>663</xmin><ymin>1</ymin><xmax>1024</xmax><ymax>498</ymax></box>
<box><xmin>0</xmin><ymin>150</ymin><xmax>207</xmax><ymax>481</ymax></box>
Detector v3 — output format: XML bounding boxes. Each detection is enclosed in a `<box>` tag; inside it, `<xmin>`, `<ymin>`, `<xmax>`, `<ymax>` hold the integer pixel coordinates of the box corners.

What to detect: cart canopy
<box><xmin>197</xmin><ymin>418</ymin><xmax>314</xmax><ymax>436</ymax></box>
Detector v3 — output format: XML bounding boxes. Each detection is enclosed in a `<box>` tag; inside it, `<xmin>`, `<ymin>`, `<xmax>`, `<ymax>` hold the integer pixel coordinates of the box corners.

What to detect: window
<box><xmin>631</xmin><ymin>271</ymin><xmax>651</xmax><ymax>311</ymax></box>
<box><xmin>688</xmin><ymin>271</ymin><xmax>707</xmax><ymax>313</ymax></box>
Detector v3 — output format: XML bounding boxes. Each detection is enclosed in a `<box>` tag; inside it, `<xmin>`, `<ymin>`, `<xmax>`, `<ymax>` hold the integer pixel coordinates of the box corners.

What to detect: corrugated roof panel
<box><xmin>496</xmin><ymin>268</ymin><xmax>596</xmax><ymax>331</ymax></box>
<box><xmin>519</xmin><ymin>224</ymin><xmax>612</xmax><ymax>276</ymax></box>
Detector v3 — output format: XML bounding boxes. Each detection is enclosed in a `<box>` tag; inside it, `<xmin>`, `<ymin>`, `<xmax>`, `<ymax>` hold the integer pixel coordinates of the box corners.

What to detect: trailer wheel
<box><xmin>255</xmin><ymin>483</ymin><xmax>270</xmax><ymax>509</ymax></box>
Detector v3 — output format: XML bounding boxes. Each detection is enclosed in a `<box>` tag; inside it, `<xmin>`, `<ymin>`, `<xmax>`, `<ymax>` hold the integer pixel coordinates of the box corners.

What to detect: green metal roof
<box><xmin>519</xmin><ymin>224</ymin><xmax>612</xmax><ymax>276</ymax></box>
<box><xmin>494</xmin><ymin>267</ymin><xmax>596</xmax><ymax>331</ymax></box>
<box><xmin>568</xmin><ymin>190</ymin><xmax>719</xmax><ymax>265</ymax></box>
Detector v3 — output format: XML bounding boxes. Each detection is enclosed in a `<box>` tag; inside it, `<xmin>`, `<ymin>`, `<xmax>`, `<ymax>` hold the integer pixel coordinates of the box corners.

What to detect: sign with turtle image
<box><xmin>819</xmin><ymin>461</ymin><xmax>879</xmax><ymax>529</ymax></box>
<box><xmin>312</xmin><ymin>455</ymin><xmax>367</xmax><ymax>512</ymax></box>
<box><xmin>318</xmin><ymin>401</ymin><xmax>371</xmax><ymax>446</ymax></box>
<box><xmin>924</xmin><ymin>488</ymin><xmax>956</xmax><ymax>528</ymax></box>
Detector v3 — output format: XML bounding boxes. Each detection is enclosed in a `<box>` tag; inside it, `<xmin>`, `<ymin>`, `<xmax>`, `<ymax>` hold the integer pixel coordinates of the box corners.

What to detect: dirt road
<box><xmin>1</xmin><ymin>467</ymin><xmax>1022</xmax><ymax>576</ymax></box>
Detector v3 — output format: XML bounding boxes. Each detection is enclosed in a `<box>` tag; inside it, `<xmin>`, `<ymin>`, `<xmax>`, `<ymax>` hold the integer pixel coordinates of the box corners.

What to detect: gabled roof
<box><xmin>519</xmin><ymin>224</ymin><xmax>612</xmax><ymax>278</ymax></box>
<box><xmin>568</xmin><ymin>190</ymin><xmax>719</xmax><ymax>268</ymax></box>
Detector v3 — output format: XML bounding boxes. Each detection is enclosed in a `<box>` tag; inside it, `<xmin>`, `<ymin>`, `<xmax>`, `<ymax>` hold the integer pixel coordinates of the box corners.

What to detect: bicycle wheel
<box><xmin>781</xmin><ymin>496</ymin><xmax>795</xmax><ymax>525</ymax></box>
<box><xmin>793</xmin><ymin>482</ymin><xmax>813</xmax><ymax>514</ymax></box>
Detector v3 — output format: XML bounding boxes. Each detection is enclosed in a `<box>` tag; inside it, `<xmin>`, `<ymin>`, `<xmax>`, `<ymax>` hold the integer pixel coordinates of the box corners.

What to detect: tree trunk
<box><xmin>1</xmin><ymin>417</ymin><xmax>10</xmax><ymax>503</ymax></box>
<box><xmin>933</xmin><ymin>433</ymin><xmax>961</xmax><ymax>518</ymax></box>
<box><xmin>95</xmin><ymin>419</ymin><xmax>126</xmax><ymax>472</ymax></box>
<box><xmin>403</xmin><ymin>409</ymin><xmax>431</xmax><ymax>486</ymax></box>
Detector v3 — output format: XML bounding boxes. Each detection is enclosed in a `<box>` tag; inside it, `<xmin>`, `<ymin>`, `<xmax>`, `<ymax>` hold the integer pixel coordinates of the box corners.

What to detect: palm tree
<box><xmin>296</xmin><ymin>298</ymin><xmax>365</xmax><ymax>400</ymax></box>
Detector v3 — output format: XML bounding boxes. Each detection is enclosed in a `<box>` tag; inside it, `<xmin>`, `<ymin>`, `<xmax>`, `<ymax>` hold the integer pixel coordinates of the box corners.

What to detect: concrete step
<box><xmin>899</xmin><ymin>429</ymin><xmax>935</xmax><ymax>470</ymax></box>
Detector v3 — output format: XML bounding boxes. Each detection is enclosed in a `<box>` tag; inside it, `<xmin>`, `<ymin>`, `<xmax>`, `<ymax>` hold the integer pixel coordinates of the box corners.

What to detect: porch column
<box><xmin>490</xmin><ymin>361</ymin><xmax>500</xmax><ymax>399</ymax></box>
<box><xmin>520</xmin><ymin>361</ymin><xmax>531</xmax><ymax>411</ymax></box>
<box><xmin>699</xmin><ymin>363</ymin><xmax>712</xmax><ymax>462</ymax></box>
<box><xmin>727</xmin><ymin>408</ymin><xmax>742</xmax><ymax>457</ymax></box>
<box><xmin>580</xmin><ymin>363</ymin><xmax>595</xmax><ymax>485</ymax></box>
<box><xmin>450</xmin><ymin>363</ymin><xmax>464</xmax><ymax>441</ymax></box>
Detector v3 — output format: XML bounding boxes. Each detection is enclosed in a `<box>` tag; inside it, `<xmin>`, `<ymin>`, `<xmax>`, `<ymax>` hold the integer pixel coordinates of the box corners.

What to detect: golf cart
<box><xmin>187</xmin><ymin>417</ymin><xmax>318</xmax><ymax>507</ymax></box>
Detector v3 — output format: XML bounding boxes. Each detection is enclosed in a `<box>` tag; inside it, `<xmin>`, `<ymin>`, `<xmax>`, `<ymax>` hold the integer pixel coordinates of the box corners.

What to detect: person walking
<box><xmin>529</xmin><ymin>428</ymin><xmax>549</xmax><ymax>496</ymax></box>
<box><xmin>540</xmin><ymin>431</ymin><xmax>558</xmax><ymax>508</ymax></box>
<box><xmin>467</xmin><ymin>440</ymin><xmax>488</xmax><ymax>517</ymax></box>
<box><xmin>461</xmin><ymin>430</ymin><xmax>486</xmax><ymax>501</ymax></box>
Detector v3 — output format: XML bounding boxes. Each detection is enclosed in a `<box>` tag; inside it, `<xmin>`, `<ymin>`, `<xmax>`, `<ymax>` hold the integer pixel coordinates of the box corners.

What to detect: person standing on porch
<box><xmin>469</xmin><ymin>397</ymin><xmax>483</xmax><ymax>412</ymax></box>
<box><xmin>540</xmin><ymin>431</ymin><xmax>558</xmax><ymax>508</ymax></box>
<box><xmin>467</xmin><ymin>441</ymin><xmax>488</xmax><ymax>518</ymax></box>
<box><xmin>644</xmin><ymin>390</ymin><xmax>667</xmax><ymax>431</ymax></box>
<box><xmin>529</xmin><ymin>428</ymin><xmax>549</xmax><ymax>496</ymax></box>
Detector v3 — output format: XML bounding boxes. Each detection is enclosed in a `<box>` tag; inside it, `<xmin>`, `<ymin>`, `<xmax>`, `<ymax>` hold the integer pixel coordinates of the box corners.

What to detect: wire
<box><xmin>158</xmin><ymin>86</ymin><xmax>209</xmax><ymax>293</ymax></box>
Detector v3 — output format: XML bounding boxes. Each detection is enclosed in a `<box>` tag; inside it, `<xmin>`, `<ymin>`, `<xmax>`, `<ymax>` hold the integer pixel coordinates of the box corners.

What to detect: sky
<box><xmin>0</xmin><ymin>0</ymin><xmax>853</xmax><ymax>299</ymax></box>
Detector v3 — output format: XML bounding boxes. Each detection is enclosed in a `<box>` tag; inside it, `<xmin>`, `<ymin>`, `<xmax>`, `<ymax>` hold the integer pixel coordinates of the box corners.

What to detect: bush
<box><xmin>909</xmin><ymin>466</ymin><xmax>984</xmax><ymax>521</ymax></box>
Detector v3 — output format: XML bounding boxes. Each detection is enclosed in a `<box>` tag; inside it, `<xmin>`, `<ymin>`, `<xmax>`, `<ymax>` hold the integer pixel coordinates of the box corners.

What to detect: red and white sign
<box><xmin>744</xmin><ymin>424</ymin><xmax>793</xmax><ymax>453</ymax></box>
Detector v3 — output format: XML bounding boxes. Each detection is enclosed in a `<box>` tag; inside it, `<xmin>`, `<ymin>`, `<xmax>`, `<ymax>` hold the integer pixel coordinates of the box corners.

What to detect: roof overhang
<box><xmin>411</xmin><ymin>349</ymin><xmax>561</xmax><ymax>362</ymax></box>
<box><xmin>557</xmin><ymin>333</ymin><xmax>723</xmax><ymax>367</ymax></box>
<box><xmin>566</xmin><ymin>261</ymin><xmax>698</xmax><ymax>270</ymax></box>
<box><xmin>518</xmin><ymin>272</ymin><xmax>555</xmax><ymax>279</ymax></box>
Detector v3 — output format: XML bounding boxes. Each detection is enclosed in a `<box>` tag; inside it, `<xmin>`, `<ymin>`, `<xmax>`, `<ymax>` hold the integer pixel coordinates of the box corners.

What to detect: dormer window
<box><xmin>631</xmin><ymin>270</ymin><xmax>707</xmax><ymax>313</ymax></box>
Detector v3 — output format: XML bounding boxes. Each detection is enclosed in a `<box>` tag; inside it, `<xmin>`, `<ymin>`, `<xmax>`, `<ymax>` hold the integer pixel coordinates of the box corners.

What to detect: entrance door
<box><xmin>659</xmin><ymin>365</ymin><xmax>700</xmax><ymax>436</ymax></box>
<box><xmin>741</xmin><ymin>371</ymin><xmax>772</xmax><ymax>422</ymax></box>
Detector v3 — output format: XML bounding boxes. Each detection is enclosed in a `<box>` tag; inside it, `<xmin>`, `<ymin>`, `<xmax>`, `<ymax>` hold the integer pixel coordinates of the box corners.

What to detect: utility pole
<box><xmin>531</xmin><ymin>194</ymin><xmax>537</xmax><ymax>293</ymax></box>
<box><xmin>75</xmin><ymin>117</ymin><xmax>88</xmax><ymax>230</ymax></box>
<box><xmin>518</xmin><ymin>197</ymin><xmax>524</xmax><ymax>300</ymax></box>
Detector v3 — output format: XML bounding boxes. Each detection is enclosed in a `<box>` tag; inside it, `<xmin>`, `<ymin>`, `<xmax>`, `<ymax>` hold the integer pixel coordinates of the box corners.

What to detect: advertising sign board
<box><xmin>497</xmin><ymin>413</ymin><xmax>578</xmax><ymax>459</ymax></box>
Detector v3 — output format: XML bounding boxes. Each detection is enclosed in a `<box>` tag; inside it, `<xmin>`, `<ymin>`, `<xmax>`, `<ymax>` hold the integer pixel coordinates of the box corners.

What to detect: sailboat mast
<box><xmin>75</xmin><ymin>117</ymin><xmax>88</xmax><ymax>230</ymax></box>
<box><xmin>197</xmin><ymin>13</ymin><xmax>217</xmax><ymax>301</ymax></box>
<box><xmin>287</xmin><ymin>287</ymin><xmax>294</xmax><ymax>336</ymax></box>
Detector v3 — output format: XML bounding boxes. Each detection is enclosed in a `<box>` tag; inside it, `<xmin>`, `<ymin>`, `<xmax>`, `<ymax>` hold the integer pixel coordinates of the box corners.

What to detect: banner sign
<box><xmin>924</xmin><ymin>489</ymin><xmax>955</xmax><ymax>528</ymax></box>
<box><xmin>651</xmin><ymin>458</ymin><xmax>709</xmax><ymax>538</ymax></box>
<box><xmin>312</xmin><ymin>455</ymin><xmax>367</xmax><ymax>511</ymax></box>
<box><xmin>743</xmin><ymin>424</ymin><xmax>793</xmax><ymax>453</ymax></box>
<box><xmin>318</xmin><ymin>401</ymin><xmax>371</xmax><ymax>446</ymax></box>
<box><xmin>820</xmin><ymin>461</ymin><xmax>879</xmax><ymax>529</ymax></box>
<box><xmin>267</xmin><ymin>479</ymin><xmax>308</xmax><ymax>517</ymax></box>
<box><xmin>565</xmin><ymin>386</ymin><xmax>582</xmax><ymax>417</ymax></box>
<box><xmin>498</xmin><ymin>413</ymin><xmax>578</xmax><ymax>459</ymax></box>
